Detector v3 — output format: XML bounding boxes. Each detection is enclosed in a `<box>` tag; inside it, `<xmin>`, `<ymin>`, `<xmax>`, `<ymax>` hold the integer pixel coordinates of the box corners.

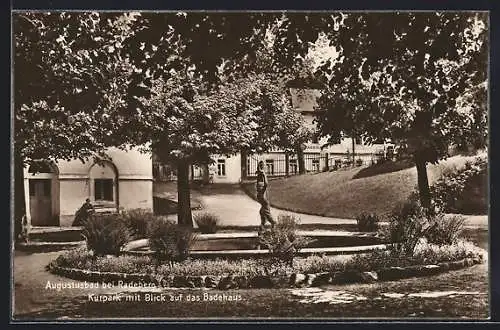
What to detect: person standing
<box><xmin>256</xmin><ymin>160</ymin><xmax>275</xmax><ymax>231</ymax></box>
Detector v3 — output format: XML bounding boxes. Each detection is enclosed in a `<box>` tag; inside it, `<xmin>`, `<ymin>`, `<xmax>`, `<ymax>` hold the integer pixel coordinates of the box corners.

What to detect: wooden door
<box><xmin>29</xmin><ymin>179</ymin><xmax>54</xmax><ymax>226</ymax></box>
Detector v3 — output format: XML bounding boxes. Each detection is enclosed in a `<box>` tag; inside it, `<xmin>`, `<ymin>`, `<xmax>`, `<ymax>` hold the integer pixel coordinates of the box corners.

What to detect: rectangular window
<box><xmin>312</xmin><ymin>159</ymin><xmax>320</xmax><ymax>172</ymax></box>
<box><xmin>265</xmin><ymin>159</ymin><xmax>274</xmax><ymax>175</ymax></box>
<box><xmin>94</xmin><ymin>179</ymin><xmax>114</xmax><ymax>201</ymax></box>
<box><xmin>289</xmin><ymin>159</ymin><xmax>298</xmax><ymax>174</ymax></box>
<box><xmin>217</xmin><ymin>159</ymin><xmax>226</xmax><ymax>176</ymax></box>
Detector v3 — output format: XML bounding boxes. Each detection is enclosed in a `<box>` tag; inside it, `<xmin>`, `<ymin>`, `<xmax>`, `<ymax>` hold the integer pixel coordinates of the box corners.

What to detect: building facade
<box><xmin>24</xmin><ymin>146</ymin><xmax>153</xmax><ymax>227</ymax></box>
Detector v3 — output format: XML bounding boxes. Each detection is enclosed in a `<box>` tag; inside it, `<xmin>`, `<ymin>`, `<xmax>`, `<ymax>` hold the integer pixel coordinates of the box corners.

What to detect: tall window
<box><xmin>217</xmin><ymin>159</ymin><xmax>226</xmax><ymax>176</ymax></box>
<box><xmin>264</xmin><ymin>159</ymin><xmax>274</xmax><ymax>175</ymax></box>
<box><xmin>312</xmin><ymin>159</ymin><xmax>320</xmax><ymax>172</ymax></box>
<box><xmin>94</xmin><ymin>179</ymin><xmax>114</xmax><ymax>201</ymax></box>
<box><xmin>289</xmin><ymin>159</ymin><xmax>298</xmax><ymax>174</ymax></box>
<box><xmin>247</xmin><ymin>158</ymin><xmax>252</xmax><ymax>176</ymax></box>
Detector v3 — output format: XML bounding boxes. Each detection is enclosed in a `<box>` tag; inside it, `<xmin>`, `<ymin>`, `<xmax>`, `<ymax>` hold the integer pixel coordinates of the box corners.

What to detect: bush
<box><xmin>147</xmin><ymin>219</ymin><xmax>197</xmax><ymax>264</ymax></box>
<box><xmin>81</xmin><ymin>213</ymin><xmax>134</xmax><ymax>257</ymax></box>
<box><xmin>384</xmin><ymin>197</ymin><xmax>431</xmax><ymax>256</ymax></box>
<box><xmin>258</xmin><ymin>214</ymin><xmax>313</xmax><ymax>265</ymax></box>
<box><xmin>425</xmin><ymin>214</ymin><xmax>466</xmax><ymax>246</ymax></box>
<box><xmin>194</xmin><ymin>212</ymin><xmax>219</xmax><ymax>234</ymax></box>
<box><xmin>431</xmin><ymin>156</ymin><xmax>487</xmax><ymax>214</ymax></box>
<box><xmin>356</xmin><ymin>212</ymin><xmax>380</xmax><ymax>232</ymax></box>
<box><xmin>120</xmin><ymin>209</ymin><xmax>160</xmax><ymax>239</ymax></box>
<box><xmin>356</xmin><ymin>158</ymin><xmax>364</xmax><ymax>166</ymax></box>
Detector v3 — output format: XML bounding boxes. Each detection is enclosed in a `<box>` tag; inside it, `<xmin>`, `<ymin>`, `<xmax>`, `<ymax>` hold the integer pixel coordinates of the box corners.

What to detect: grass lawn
<box><xmin>242</xmin><ymin>155</ymin><xmax>486</xmax><ymax>219</ymax></box>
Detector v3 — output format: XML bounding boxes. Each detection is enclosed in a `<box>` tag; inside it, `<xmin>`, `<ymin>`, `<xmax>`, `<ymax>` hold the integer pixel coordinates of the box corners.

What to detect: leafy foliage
<box><xmin>14</xmin><ymin>12</ymin><xmax>138</xmax><ymax>165</ymax></box>
<box><xmin>193</xmin><ymin>212</ymin><xmax>220</xmax><ymax>234</ymax></box>
<box><xmin>119</xmin><ymin>208</ymin><xmax>166</xmax><ymax>239</ymax></box>
<box><xmin>147</xmin><ymin>219</ymin><xmax>197</xmax><ymax>263</ymax></box>
<box><xmin>431</xmin><ymin>156</ymin><xmax>488</xmax><ymax>214</ymax></box>
<box><xmin>81</xmin><ymin>213</ymin><xmax>133</xmax><ymax>257</ymax></box>
<box><xmin>310</xmin><ymin>12</ymin><xmax>488</xmax><ymax>208</ymax></box>
<box><xmin>424</xmin><ymin>214</ymin><xmax>466</xmax><ymax>246</ymax></box>
<box><xmin>383</xmin><ymin>197</ymin><xmax>432</xmax><ymax>256</ymax></box>
<box><xmin>356</xmin><ymin>212</ymin><xmax>380</xmax><ymax>232</ymax></box>
<box><xmin>258</xmin><ymin>214</ymin><xmax>313</xmax><ymax>265</ymax></box>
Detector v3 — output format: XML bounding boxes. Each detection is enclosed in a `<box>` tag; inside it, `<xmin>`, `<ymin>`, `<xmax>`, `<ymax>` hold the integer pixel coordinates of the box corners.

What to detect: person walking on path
<box><xmin>256</xmin><ymin>160</ymin><xmax>275</xmax><ymax>231</ymax></box>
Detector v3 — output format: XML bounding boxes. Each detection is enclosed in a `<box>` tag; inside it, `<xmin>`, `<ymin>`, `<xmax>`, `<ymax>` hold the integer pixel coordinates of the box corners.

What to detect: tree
<box><xmin>13</xmin><ymin>12</ymin><xmax>139</xmax><ymax>240</ymax></box>
<box><xmin>14</xmin><ymin>11</ymin><xmax>312</xmax><ymax>232</ymax></box>
<box><xmin>138</xmin><ymin>73</ymin><xmax>300</xmax><ymax>226</ymax></box>
<box><xmin>123</xmin><ymin>12</ymin><xmax>314</xmax><ymax>226</ymax></box>
<box><xmin>311</xmin><ymin>12</ymin><xmax>488</xmax><ymax>208</ymax></box>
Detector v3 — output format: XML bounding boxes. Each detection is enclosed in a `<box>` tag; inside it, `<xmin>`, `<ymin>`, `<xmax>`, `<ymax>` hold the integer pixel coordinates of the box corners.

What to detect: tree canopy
<box><xmin>311</xmin><ymin>12</ymin><xmax>488</xmax><ymax>207</ymax></box>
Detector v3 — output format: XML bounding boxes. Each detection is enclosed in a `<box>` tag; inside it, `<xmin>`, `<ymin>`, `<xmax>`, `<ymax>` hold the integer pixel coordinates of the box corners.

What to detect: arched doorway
<box><xmin>89</xmin><ymin>160</ymin><xmax>119</xmax><ymax>212</ymax></box>
<box><xmin>27</xmin><ymin>161</ymin><xmax>60</xmax><ymax>226</ymax></box>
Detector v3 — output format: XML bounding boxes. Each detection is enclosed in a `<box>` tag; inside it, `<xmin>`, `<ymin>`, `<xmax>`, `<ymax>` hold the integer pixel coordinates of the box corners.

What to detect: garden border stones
<box><xmin>46</xmin><ymin>256</ymin><xmax>484</xmax><ymax>290</ymax></box>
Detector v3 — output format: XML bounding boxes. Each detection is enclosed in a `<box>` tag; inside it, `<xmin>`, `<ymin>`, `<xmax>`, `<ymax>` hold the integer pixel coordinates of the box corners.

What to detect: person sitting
<box><xmin>72</xmin><ymin>198</ymin><xmax>95</xmax><ymax>226</ymax></box>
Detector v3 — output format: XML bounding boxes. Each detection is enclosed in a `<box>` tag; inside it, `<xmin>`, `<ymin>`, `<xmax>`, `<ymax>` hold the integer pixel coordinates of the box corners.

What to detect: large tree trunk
<box><xmin>14</xmin><ymin>149</ymin><xmax>26</xmax><ymax>242</ymax></box>
<box><xmin>176</xmin><ymin>159</ymin><xmax>193</xmax><ymax>227</ymax></box>
<box><xmin>415</xmin><ymin>156</ymin><xmax>431</xmax><ymax>209</ymax></box>
<box><xmin>297</xmin><ymin>145</ymin><xmax>306</xmax><ymax>175</ymax></box>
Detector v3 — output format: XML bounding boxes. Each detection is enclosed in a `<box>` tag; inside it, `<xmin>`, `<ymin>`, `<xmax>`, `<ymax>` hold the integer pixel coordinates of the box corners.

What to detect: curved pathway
<box><xmin>171</xmin><ymin>185</ymin><xmax>487</xmax><ymax>229</ymax></box>
<box><xmin>181</xmin><ymin>185</ymin><xmax>357</xmax><ymax>227</ymax></box>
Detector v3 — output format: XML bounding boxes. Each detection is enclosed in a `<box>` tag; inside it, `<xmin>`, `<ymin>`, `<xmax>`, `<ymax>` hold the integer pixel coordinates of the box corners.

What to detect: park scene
<box><xmin>12</xmin><ymin>11</ymin><xmax>488</xmax><ymax>320</ymax></box>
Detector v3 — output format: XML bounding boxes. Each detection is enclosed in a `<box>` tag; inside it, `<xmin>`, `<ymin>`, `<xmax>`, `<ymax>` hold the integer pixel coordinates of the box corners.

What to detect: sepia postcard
<box><xmin>11</xmin><ymin>9</ymin><xmax>490</xmax><ymax>321</ymax></box>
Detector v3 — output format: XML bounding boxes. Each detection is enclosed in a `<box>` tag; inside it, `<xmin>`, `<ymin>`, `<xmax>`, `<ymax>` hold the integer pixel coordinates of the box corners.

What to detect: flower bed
<box><xmin>47</xmin><ymin>240</ymin><xmax>485</xmax><ymax>289</ymax></box>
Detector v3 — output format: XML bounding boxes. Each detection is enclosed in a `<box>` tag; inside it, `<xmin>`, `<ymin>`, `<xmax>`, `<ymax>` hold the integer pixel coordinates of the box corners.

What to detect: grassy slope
<box><xmin>242</xmin><ymin>155</ymin><xmax>485</xmax><ymax>219</ymax></box>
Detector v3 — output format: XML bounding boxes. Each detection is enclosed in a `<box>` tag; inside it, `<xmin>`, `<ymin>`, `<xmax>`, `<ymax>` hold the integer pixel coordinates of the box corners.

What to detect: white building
<box><xmin>24</xmin><ymin>146</ymin><xmax>153</xmax><ymax>227</ymax></box>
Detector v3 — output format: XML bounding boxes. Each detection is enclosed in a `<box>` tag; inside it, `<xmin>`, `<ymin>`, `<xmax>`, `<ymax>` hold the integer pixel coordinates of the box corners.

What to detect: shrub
<box><xmin>147</xmin><ymin>219</ymin><xmax>197</xmax><ymax>264</ymax></box>
<box><xmin>384</xmin><ymin>198</ymin><xmax>431</xmax><ymax>256</ymax></box>
<box><xmin>258</xmin><ymin>214</ymin><xmax>313</xmax><ymax>265</ymax></box>
<box><xmin>81</xmin><ymin>213</ymin><xmax>134</xmax><ymax>257</ymax></box>
<box><xmin>121</xmin><ymin>209</ymin><xmax>160</xmax><ymax>239</ymax></box>
<box><xmin>424</xmin><ymin>214</ymin><xmax>466</xmax><ymax>246</ymax></box>
<box><xmin>194</xmin><ymin>212</ymin><xmax>219</xmax><ymax>234</ymax></box>
<box><xmin>356</xmin><ymin>158</ymin><xmax>364</xmax><ymax>166</ymax></box>
<box><xmin>356</xmin><ymin>212</ymin><xmax>380</xmax><ymax>232</ymax></box>
<box><xmin>49</xmin><ymin>247</ymin><xmax>92</xmax><ymax>269</ymax></box>
<box><xmin>431</xmin><ymin>156</ymin><xmax>487</xmax><ymax>214</ymax></box>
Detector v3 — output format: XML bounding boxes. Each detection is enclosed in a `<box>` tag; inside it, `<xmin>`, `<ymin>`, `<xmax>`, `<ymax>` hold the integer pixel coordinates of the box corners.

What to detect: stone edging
<box><xmin>47</xmin><ymin>256</ymin><xmax>483</xmax><ymax>290</ymax></box>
